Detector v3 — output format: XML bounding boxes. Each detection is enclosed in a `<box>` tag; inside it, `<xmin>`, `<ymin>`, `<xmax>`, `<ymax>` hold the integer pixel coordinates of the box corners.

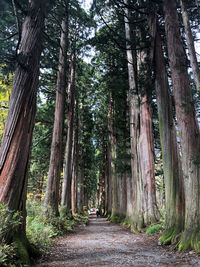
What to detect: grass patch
<box><xmin>26</xmin><ymin>200</ymin><xmax>89</xmax><ymax>253</ymax></box>
<box><xmin>109</xmin><ymin>214</ymin><xmax>125</xmax><ymax>223</ymax></box>
<box><xmin>146</xmin><ymin>224</ymin><xmax>162</xmax><ymax>235</ymax></box>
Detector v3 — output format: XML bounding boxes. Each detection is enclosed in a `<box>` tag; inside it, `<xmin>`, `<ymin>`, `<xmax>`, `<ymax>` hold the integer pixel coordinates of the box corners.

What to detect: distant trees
<box><xmin>93</xmin><ymin>0</ymin><xmax>200</xmax><ymax>250</ymax></box>
<box><xmin>0</xmin><ymin>0</ymin><xmax>200</xmax><ymax>256</ymax></box>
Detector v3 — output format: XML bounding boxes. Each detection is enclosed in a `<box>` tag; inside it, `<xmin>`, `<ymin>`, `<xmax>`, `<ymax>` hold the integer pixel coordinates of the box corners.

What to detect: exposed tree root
<box><xmin>178</xmin><ymin>231</ymin><xmax>200</xmax><ymax>252</ymax></box>
<box><xmin>159</xmin><ymin>227</ymin><xmax>181</xmax><ymax>245</ymax></box>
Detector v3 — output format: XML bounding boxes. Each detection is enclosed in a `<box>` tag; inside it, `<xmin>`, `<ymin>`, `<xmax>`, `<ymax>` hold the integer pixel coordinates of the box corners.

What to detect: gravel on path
<box><xmin>34</xmin><ymin>215</ymin><xmax>200</xmax><ymax>267</ymax></box>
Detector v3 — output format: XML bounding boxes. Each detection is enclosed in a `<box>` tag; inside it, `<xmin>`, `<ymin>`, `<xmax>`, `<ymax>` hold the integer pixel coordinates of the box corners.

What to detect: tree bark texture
<box><xmin>0</xmin><ymin>1</ymin><xmax>45</xmax><ymax>217</ymax></box>
<box><xmin>106</xmin><ymin>94</ymin><xmax>114</xmax><ymax>215</ymax></box>
<box><xmin>107</xmin><ymin>92</ymin><xmax>117</xmax><ymax>217</ymax></box>
<box><xmin>61</xmin><ymin>51</ymin><xmax>76</xmax><ymax>211</ymax></box>
<box><xmin>180</xmin><ymin>0</ymin><xmax>200</xmax><ymax>92</ymax></box>
<box><xmin>155</xmin><ymin>25</ymin><xmax>185</xmax><ymax>231</ymax></box>
<box><xmin>44</xmin><ymin>13</ymin><xmax>68</xmax><ymax>217</ymax></box>
<box><xmin>77</xmin><ymin>102</ymin><xmax>84</xmax><ymax>213</ymax></box>
<box><xmin>100</xmin><ymin>142</ymin><xmax>106</xmax><ymax>214</ymax></box>
<box><xmin>137</xmin><ymin>14</ymin><xmax>160</xmax><ymax>226</ymax></box>
<box><xmin>71</xmin><ymin>99</ymin><xmax>79</xmax><ymax>214</ymax></box>
<box><xmin>163</xmin><ymin>0</ymin><xmax>200</xmax><ymax>236</ymax></box>
<box><xmin>124</xmin><ymin>0</ymin><xmax>143</xmax><ymax>230</ymax></box>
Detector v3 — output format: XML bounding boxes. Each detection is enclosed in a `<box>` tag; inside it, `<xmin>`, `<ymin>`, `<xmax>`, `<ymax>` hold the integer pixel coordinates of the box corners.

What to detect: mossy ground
<box><xmin>159</xmin><ymin>227</ymin><xmax>181</xmax><ymax>245</ymax></box>
<box><xmin>14</xmin><ymin>234</ymin><xmax>30</xmax><ymax>265</ymax></box>
<box><xmin>178</xmin><ymin>231</ymin><xmax>200</xmax><ymax>252</ymax></box>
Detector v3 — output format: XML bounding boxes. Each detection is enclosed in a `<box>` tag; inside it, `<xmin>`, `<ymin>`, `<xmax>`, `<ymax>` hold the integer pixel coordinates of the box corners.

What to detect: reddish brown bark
<box><xmin>0</xmin><ymin>1</ymin><xmax>44</xmax><ymax>216</ymax></box>
<box><xmin>138</xmin><ymin>93</ymin><xmax>160</xmax><ymax>225</ymax></box>
<box><xmin>155</xmin><ymin>24</ymin><xmax>185</xmax><ymax>231</ymax></box>
<box><xmin>44</xmin><ymin>13</ymin><xmax>68</xmax><ymax>217</ymax></box>
<box><xmin>61</xmin><ymin>51</ymin><xmax>76</xmax><ymax>212</ymax></box>
<box><xmin>163</xmin><ymin>0</ymin><xmax>200</xmax><ymax>236</ymax></box>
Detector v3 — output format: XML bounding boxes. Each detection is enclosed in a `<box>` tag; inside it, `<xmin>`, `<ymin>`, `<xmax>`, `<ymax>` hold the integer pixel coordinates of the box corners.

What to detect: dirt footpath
<box><xmin>34</xmin><ymin>215</ymin><xmax>200</xmax><ymax>266</ymax></box>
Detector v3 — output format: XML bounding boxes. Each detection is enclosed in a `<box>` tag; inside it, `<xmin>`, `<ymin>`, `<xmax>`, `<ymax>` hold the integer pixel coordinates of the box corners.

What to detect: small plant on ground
<box><xmin>26</xmin><ymin>200</ymin><xmax>89</xmax><ymax>253</ymax></box>
<box><xmin>146</xmin><ymin>224</ymin><xmax>162</xmax><ymax>235</ymax></box>
<box><xmin>121</xmin><ymin>218</ymin><xmax>131</xmax><ymax>227</ymax></box>
<box><xmin>0</xmin><ymin>203</ymin><xmax>23</xmax><ymax>266</ymax></box>
<box><xmin>109</xmin><ymin>214</ymin><xmax>125</xmax><ymax>223</ymax></box>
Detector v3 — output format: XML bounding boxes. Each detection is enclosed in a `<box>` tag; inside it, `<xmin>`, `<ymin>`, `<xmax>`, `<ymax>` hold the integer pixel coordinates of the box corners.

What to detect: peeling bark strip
<box><xmin>163</xmin><ymin>0</ymin><xmax>200</xmax><ymax>233</ymax></box>
<box><xmin>0</xmin><ymin>1</ymin><xmax>45</xmax><ymax>212</ymax></box>
<box><xmin>44</xmin><ymin>9</ymin><xmax>69</xmax><ymax>217</ymax></box>
<box><xmin>155</xmin><ymin>24</ymin><xmax>185</xmax><ymax>231</ymax></box>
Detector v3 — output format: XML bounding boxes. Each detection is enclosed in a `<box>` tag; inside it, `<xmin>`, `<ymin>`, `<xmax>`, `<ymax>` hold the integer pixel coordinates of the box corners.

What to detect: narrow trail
<box><xmin>34</xmin><ymin>215</ymin><xmax>200</xmax><ymax>266</ymax></box>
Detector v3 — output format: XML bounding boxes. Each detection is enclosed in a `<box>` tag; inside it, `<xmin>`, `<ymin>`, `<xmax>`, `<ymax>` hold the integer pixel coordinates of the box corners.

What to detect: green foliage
<box><xmin>0</xmin><ymin>242</ymin><xmax>17</xmax><ymax>266</ymax></box>
<box><xmin>146</xmin><ymin>224</ymin><xmax>162</xmax><ymax>235</ymax></box>
<box><xmin>121</xmin><ymin>218</ymin><xmax>131</xmax><ymax>228</ymax></box>
<box><xmin>26</xmin><ymin>200</ymin><xmax>89</xmax><ymax>252</ymax></box>
<box><xmin>159</xmin><ymin>227</ymin><xmax>181</xmax><ymax>246</ymax></box>
<box><xmin>0</xmin><ymin>203</ymin><xmax>22</xmax><ymax>241</ymax></box>
<box><xmin>109</xmin><ymin>214</ymin><xmax>125</xmax><ymax>223</ymax></box>
<box><xmin>191</xmin><ymin>154</ymin><xmax>200</xmax><ymax>167</ymax></box>
<box><xmin>14</xmin><ymin>235</ymin><xmax>30</xmax><ymax>265</ymax></box>
<box><xmin>26</xmin><ymin>200</ymin><xmax>57</xmax><ymax>251</ymax></box>
<box><xmin>0</xmin><ymin>203</ymin><xmax>23</xmax><ymax>266</ymax></box>
<box><xmin>0</xmin><ymin>68</ymin><xmax>13</xmax><ymax>142</ymax></box>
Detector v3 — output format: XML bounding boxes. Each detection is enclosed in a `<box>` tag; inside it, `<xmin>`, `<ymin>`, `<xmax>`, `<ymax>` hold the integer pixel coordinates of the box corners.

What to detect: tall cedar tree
<box><xmin>0</xmin><ymin>0</ymin><xmax>47</xmax><ymax>238</ymax></box>
<box><xmin>155</xmin><ymin>23</ymin><xmax>185</xmax><ymax>243</ymax></box>
<box><xmin>61</xmin><ymin>48</ymin><xmax>76</xmax><ymax>213</ymax></box>
<box><xmin>44</xmin><ymin>7</ymin><xmax>68</xmax><ymax>217</ymax></box>
<box><xmin>162</xmin><ymin>0</ymin><xmax>200</xmax><ymax>250</ymax></box>
<box><xmin>124</xmin><ymin>0</ymin><xmax>143</xmax><ymax>230</ymax></box>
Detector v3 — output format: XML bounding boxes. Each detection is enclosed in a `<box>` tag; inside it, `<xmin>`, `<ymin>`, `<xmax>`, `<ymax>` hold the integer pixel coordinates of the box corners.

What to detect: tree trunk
<box><xmin>100</xmin><ymin>141</ymin><xmax>106</xmax><ymax>214</ymax></box>
<box><xmin>107</xmin><ymin>92</ymin><xmax>117</xmax><ymax>217</ymax></box>
<box><xmin>61</xmin><ymin>51</ymin><xmax>76</xmax><ymax>213</ymax></box>
<box><xmin>0</xmin><ymin>0</ymin><xmax>45</xmax><ymax>228</ymax></box>
<box><xmin>107</xmin><ymin>92</ymin><xmax>114</xmax><ymax>215</ymax></box>
<box><xmin>180</xmin><ymin>0</ymin><xmax>200</xmax><ymax>92</ymax></box>
<box><xmin>124</xmin><ymin>0</ymin><xmax>143</xmax><ymax>230</ymax></box>
<box><xmin>163</xmin><ymin>0</ymin><xmax>200</xmax><ymax>251</ymax></box>
<box><xmin>136</xmin><ymin>13</ymin><xmax>160</xmax><ymax>225</ymax></box>
<box><xmin>155</xmin><ymin>24</ymin><xmax>185</xmax><ymax>244</ymax></box>
<box><xmin>138</xmin><ymin>92</ymin><xmax>160</xmax><ymax>225</ymax></box>
<box><xmin>71</xmin><ymin>99</ymin><xmax>79</xmax><ymax>215</ymax></box>
<box><xmin>77</xmin><ymin>102</ymin><xmax>84</xmax><ymax>213</ymax></box>
<box><xmin>44</xmin><ymin>12</ymin><xmax>68</xmax><ymax>217</ymax></box>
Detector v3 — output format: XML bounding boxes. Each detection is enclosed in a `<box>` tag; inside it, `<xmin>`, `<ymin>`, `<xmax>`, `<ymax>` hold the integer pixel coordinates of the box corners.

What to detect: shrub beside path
<box><xmin>34</xmin><ymin>215</ymin><xmax>200</xmax><ymax>266</ymax></box>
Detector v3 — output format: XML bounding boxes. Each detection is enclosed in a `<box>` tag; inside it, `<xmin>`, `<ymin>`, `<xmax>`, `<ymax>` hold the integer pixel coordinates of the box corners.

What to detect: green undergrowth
<box><xmin>0</xmin><ymin>201</ymin><xmax>88</xmax><ymax>266</ymax></box>
<box><xmin>146</xmin><ymin>224</ymin><xmax>162</xmax><ymax>235</ymax></box>
<box><xmin>121</xmin><ymin>218</ymin><xmax>131</xmax><ymax>228</ymax></box>
<box><xmin>26</xmin><ymin>200</ymin><xmax>88</xmax><ymax>253</ymax></box>
<box><xmin>109</xmin><ymin>214</ymin><xmax>125</xmax><ymax>223</ymax></box>
<box><xmin>0</xmin><ymin>203</ymin><xmax>27</xmax><ymax>266</ymax></box>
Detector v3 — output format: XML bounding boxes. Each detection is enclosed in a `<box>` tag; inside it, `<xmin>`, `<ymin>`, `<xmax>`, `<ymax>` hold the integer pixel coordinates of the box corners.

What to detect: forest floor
<box><xmin>33</xmin><ymin>214</ymin><xmax>200</xmax><ymax>267</ymax></box>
